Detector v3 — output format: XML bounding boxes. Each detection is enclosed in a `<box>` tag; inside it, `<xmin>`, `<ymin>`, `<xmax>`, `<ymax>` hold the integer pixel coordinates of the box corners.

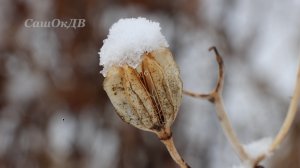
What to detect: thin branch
<box><xmin>183</xmin><ymin>47</ymin><xmax>224</xmax><ymax>100</ymax></box>
<box><xmin>270</xmin><ymin>59</ymin><xmax>300</xmax><ymax>151</ymax></box>
<box><xmin>157</xmin><ymin>127</ymin><xmax>191</xmax><ymax>168</ymax></box>
<box><xmin>253</xmin><ymin>57</ymin><xmax>300</xmax><ymax>165</ymax></box>
<box><xmin>182</xmin><ymin>90</ymin><xmax>212</xmax><ymax>100</ymax></box>
<box><xmin>208</xmin><ymin>47</ymin><xmax>249</xmax><ymax>161</ymax></box>
<box><xmin>183</xmin><ymin>47</ymin><xmax>250</xmax><ymax>161</ymax></box>
<box><xmin>213</xmin><ymin>94</ymin><xmax>250</xmax><ymax>161</ymax></box>
<box><xmin>209</xmin><ymin>46</ymin><xmax>224</xmax><ymax>93</ymax></box>
<box><xmin>184</xmin><ymin>46</ymin><xmax>300</xmax><ymax>167</ymax></box>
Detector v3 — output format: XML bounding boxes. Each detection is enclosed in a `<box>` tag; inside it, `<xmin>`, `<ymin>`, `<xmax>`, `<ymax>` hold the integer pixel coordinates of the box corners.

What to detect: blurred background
<box><xmin>0</xmin><ymin>0</ymin><xmax>300</xmax><ymax>168</ymax></box>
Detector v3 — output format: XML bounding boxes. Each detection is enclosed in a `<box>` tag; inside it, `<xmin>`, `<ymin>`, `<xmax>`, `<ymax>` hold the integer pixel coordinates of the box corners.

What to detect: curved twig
<box><xmin>184</xmin><ymin>47</ymin><xmax>250</xmax><ymax>161</ymax></box>
<box><xmin>253</xmin><ymin>57</ymin><xmax>300</xmax><ymax>165</ymax></box>
<box><xmin>183</xmin><ymin>47</ymin><xmax>224</xmax><ymax>101</ymax></box>
<box><xmin>184</xmin><ymin>46</ymin><xmax>300</xmax><ymax>167</ymax></box>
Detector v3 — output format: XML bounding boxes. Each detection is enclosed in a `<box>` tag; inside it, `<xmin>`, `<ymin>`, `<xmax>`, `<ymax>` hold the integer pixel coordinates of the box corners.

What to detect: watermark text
<box><xmin>24</xmin><ymin>19</ymin><xmax>86</xmax><ymax>29</ymax></box>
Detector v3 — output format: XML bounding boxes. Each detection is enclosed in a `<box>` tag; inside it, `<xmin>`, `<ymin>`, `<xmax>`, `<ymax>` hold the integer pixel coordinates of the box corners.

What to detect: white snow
<box><xmin>232</xmin><ymin>138</ymin><xmax>273</xmax><ymax>168</ymax></box>
<box><xmin>232</xmin><ymin>163</ymin><xmax>250</xmax><ymax>168</ymax></box>
<box><xmin>232</xmin><ymin>161</ymin><xmax>252</xmax><ymax>168</ymax></box>
<box><xmin>243</xmin><ymin>137</ymin><xmax>273</xmax><ymax>159</ymax></box>
<box><xmin>99</xmin><ymin>17</ymin><xmax>169</xmax><ymax>76</ymax></box>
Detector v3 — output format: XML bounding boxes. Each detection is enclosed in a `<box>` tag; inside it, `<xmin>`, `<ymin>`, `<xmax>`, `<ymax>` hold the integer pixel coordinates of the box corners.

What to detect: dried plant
<box><xmin>184</xmin><ymin>46</ymin><xmax>300</xmax><ymax>168</ymax></box>
<box><xmin>100</xmin><ymin>17</ymin><xmax>300</xmax><ymax>168</ymax></box>
<box><xmin>104</xmin><ymin>48</ymin><xmax>190</xmax><ymax>168</ymax></box>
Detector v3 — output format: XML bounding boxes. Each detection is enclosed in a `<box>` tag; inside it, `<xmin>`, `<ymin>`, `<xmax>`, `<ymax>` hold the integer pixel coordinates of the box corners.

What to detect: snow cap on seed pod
<box><xmin>99</xmin><ymin>17</ymin><xmax>182</xmax><ymax>133</ymax></box>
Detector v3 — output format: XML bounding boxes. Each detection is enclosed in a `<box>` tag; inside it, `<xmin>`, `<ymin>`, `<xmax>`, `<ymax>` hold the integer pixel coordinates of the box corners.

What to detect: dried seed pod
<box><xmin>103</xmin><ymin>48</ymin><xmax>182</xmax><ymax>133</ymax></box>
<box><xmin>100</xmin><ymin>18</ymin><xmax>190</xmax><ymax>168</ymax></box>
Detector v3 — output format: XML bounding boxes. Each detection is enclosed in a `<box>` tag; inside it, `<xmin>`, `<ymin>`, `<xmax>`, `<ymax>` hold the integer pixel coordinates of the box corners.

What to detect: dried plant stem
<box><xmin>270</xmin><ymin>59</ymin><xmax>300</xmax><ymax>151</ymax></box>
<box><xmin>161</xmin><ymin>138</ymin><xmax>190</xmax><ymax>168</ymax></box>
<box><xmin>253</xmin><ymin>57</ymin><xmax>300</xmax><ymax>165</ymax></box>
<box><xmin>157</xmin><ymin>128</ymin><xmax>190</xmax><ymax>168</ymax></box>
<box><xmin>213</xmin><ymin>94</ymin><xmax>250</xmax><ymax>161</ymax></box>
<box><xmin>184</xmin><ymin>47</ymin><xmax>250</xmax><ymax>162</ymax></box>
<box><xmin>183</xmin><ymin>90</ymin><xmax>212</xmax><ymax>100</ymax></box>
<box><xmin>184</xmin><ymin>46</ymin><xmax>300</xmax><ymax>167</ymax></box>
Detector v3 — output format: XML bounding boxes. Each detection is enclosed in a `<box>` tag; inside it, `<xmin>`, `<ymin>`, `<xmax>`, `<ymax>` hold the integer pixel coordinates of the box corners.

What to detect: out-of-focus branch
<box><xmin>269</xmin><ymin>57</ymin><xmax>300</xmax><ymax>152</ymax></box>
<box><xmin>184</xmin><ymin>47</ymin><xmax>250</xmax><ymax>162</ymax></box>
<box><xmin>254</xmin><ymin>56</ymin><xmax>300</xmax><ymax>165</ymax></box>
<box><xmin>184</xmin><ymin>46</ymin><xmax>300</xmax><ymax>168</ymax></box>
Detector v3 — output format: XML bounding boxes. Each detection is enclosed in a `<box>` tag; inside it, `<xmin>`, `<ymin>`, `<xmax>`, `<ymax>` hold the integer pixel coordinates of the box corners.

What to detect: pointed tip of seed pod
<box><xmin>99</xmin><ymin>17</ymin><xmax>169</xmax><ymax>77</ymax></box>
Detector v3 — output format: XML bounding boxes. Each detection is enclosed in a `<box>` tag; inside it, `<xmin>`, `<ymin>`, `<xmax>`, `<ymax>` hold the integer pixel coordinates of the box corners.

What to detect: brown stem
<box><xmin>269</xmin><ymin>59</ymin><xmax>300</xmax><ymax>151</ymax></box>
<box><xmin>183</xmin><ymin>46</ymin><xmax>300</xmax><ymax>166</ymax></box>
<box><xmin>183</xmin><ymin>46</ymin><xmax>224</xmax><ymax>102</ymax></box>
<box><xmin>157</xmin><ymin>128</ymin><xmax>191</xmax><ymax>168</ymax></box>
<box><xmin>213</xmin><ymin>94</ymin><xmax>249</xmax><ymax>161</ymax></box>
<box><xmin>183</xmin><ymin>47</ymin><xmax>250</xmax><ymax>161</ymax></box>
<box><xmin>208</xmin><ymin>46</ymin><xmax>224</xmax><ymax>93</ymax></box>
<box><xmin>182</xmin><ymin>90</ymin><xmax>212</xmax><ymax>100</ymax></box>
<box><xmin>253</xmin><ymin>57</ymin><xmax>300</xmax><ymax>165</ymax></box>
